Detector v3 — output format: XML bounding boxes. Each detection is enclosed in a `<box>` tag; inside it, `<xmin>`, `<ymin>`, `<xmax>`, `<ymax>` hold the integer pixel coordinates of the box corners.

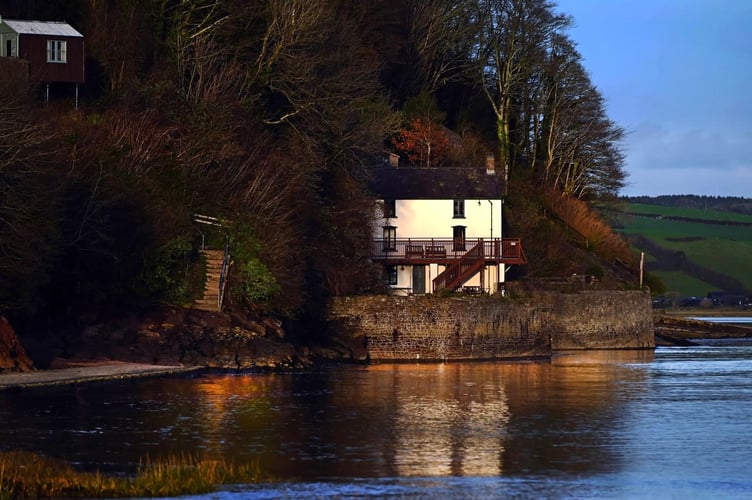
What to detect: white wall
<box><xmin>374</xmin><ymin>198</ymin><xmax>502</xmax><ymax>240</ymax></box>
<box><xmin>374</xmin><ymin>198</ymin><xmax>506</xmax><ymax>294</ymax></box>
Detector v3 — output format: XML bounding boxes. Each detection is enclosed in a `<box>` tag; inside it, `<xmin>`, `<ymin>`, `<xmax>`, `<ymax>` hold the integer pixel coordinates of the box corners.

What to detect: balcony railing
<box><xmin>372</xmin><ymin>238</ymin><xmax>526</xmax><ymax>265</ymax></box>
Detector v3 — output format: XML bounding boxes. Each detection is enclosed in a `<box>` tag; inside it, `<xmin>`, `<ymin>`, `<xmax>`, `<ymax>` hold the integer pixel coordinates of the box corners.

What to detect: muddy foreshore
<box><xmin>654</xmin><ymin>313</ymin><xmax>752</xmax><ymax>346</ymax></box>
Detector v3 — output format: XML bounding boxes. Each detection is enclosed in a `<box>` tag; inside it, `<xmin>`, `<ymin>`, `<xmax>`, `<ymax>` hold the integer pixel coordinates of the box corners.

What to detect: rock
<box><xmin>62</xmin><ymin>306</ymin><xmax>321</xmax><ymax>370</ymax></box>
<box><xmin>0</xmin><ymin>316</ymin><xmax>35</xmax><ymax>372</ymax></box>
<box><xmin>654</xmin><ymin>314</ymin><xmax>752</xmax><ymax>340</ymax></box>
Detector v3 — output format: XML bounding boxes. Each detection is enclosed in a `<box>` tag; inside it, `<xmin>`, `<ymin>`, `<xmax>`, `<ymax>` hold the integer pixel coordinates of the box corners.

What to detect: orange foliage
<box><xmin>390</xmin><ymin>118</ymin><xmax>449</xmax><ymax>167</ymax></box>
<box><xmin>542</xmin><ymin>189</ymin><xmax>632</xmax><ymax>264</ymax></box>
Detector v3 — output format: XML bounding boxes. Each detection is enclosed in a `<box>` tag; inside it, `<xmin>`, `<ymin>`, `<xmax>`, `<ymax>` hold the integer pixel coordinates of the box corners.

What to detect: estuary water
<box><xmin>2</xmin><ymin>343</ymin><xmax>752</xmax><ymax>499</ymax></box>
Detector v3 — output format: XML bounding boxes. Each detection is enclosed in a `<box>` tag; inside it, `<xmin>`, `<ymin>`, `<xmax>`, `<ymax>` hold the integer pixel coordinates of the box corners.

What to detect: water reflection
<box><xmin>381</xmin><ymin>364</ymin><xmax>510</xmax><ymax>476</ymax></box>
<box><xmin>0</xmin><ymin>350</ymin><xmax>655</xmax><ymax>480</ymax></box>
<box><xmin>5</xmin><ymin>347</ymin><xmax>752</xmax><ymax>497</ymax></box>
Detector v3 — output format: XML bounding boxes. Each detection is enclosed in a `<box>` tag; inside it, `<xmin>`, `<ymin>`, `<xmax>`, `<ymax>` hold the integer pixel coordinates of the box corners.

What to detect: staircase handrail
<box><xmin>218</xmin><ymin>236</ymin><xmax>230</xmax><ymax>311</ymax></box>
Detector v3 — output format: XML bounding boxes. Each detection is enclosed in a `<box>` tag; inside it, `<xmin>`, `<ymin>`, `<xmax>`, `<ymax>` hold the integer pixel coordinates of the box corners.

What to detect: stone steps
<box><xmin>194</xmin><ymin>249</ymin><xmax>227</xmax><ymax>312</ymax></box>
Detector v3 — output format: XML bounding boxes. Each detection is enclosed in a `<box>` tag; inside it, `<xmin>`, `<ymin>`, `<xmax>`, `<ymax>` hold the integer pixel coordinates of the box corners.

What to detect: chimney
<box><xmin>485</xmin><ymin>154</ymin><xmax>495</xmax><ymax>175</ymax></box>
<box><xmin>389</xmin><ymin>152</ymin><xmax>400</xmax><ymax>167</ymax></box>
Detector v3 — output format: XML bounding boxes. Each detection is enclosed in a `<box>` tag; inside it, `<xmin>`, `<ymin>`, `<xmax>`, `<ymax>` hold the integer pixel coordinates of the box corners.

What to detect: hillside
<box><xmin>614</xmin><ymin>196</ymin><xmax>752</xmax><ymax>303</ymax></box>
<box><xmin>1</xmin><ymin>1</ymin><xmax>632</xmax><ymax>347</ymax></box>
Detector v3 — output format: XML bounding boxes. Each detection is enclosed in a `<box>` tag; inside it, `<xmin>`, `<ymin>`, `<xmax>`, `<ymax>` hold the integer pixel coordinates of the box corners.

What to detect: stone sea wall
<box><xmin>327</xmin><ymin>290</ymin><xmax>654</xmax><ymax>361</ymax></box>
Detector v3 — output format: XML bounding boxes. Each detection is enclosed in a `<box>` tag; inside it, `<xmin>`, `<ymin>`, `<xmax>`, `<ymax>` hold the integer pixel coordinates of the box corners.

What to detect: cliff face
<box><xmin>0</xmin><ymin>316</ymin><xmax>34</xmax><ymax>372</ymax></box>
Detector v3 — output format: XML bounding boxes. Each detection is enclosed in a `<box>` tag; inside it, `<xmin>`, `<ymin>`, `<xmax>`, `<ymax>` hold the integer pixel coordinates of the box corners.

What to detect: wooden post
<box><xmin>639</xmin><ymin>252</ymin><xmax>644</xmax><ymax>288</ymax></box>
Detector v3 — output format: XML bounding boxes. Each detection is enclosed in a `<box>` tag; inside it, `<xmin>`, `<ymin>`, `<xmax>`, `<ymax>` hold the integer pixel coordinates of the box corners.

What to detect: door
<box><xmin>452</xmin><ymin>225</ymin><xmax>466</xmax><ymax>251</ymax></box>
<box><xmin>6</xmin><ymin>40</ymin><xmax>11</xmax><ymax>57</ymax></box>
<box><xmin>412</xmin><ymin>265</ymin><xmax>426</xmax><ymax>294</ymax></box>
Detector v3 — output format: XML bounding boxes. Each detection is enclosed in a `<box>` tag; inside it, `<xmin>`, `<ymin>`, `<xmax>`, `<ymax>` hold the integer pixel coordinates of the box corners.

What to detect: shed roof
<box><xmin>368</xmin><ymin>166</ymin><xmax>503</xmax><ymax>200</ymax></box>
<box><xmin>1</xmin><ymin>19</ymin><xmax>83</xmax><ymax>37</ymax></box>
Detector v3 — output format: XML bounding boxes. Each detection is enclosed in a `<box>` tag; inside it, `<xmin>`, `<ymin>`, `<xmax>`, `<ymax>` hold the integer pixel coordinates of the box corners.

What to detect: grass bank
<box><xmin>616</xmin><ymin>203</ymin><xmax>752</xmax><ymax>296</ymax></box>
<box><xmin>0</xmin><ymin>451</ymin><xmax>265</xmax><ymax>498</ymax></box>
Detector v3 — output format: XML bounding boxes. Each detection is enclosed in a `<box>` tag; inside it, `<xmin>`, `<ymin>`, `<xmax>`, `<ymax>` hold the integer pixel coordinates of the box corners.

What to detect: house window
<box><xmin>383</xmin><ymin>226</ymin><xmax>396</xmax><ymax>251</ymax></box>
<box><xmin>47</xmin><ymin>40</ymin><xmax>67</xmax><ymax>63</ymax></box>
<box><xmin>453</xmin><ymin>225</ymin><xmax>466</xmax><ymax>251</ymax></box>
<box><xmin>384</xmin><ymin>199</ymin><xmax>396</xmax><ymax>218</ymax></box>
<box><xmin>385</xmin><ymin>265</ymin><xmax>398</xmax><ymax>285</ymax></box>
<box><xmin>453</xmin><ymin>199</ymin><xmax>465</xmax><ymax>218</ymax></box>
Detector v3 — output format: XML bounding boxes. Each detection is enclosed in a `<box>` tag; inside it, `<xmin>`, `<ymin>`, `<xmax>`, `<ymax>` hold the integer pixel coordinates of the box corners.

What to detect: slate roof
<box><xmin>1</xmin><ymin>19</ymin><xmax>83</xmax><ymax>37</ymax></box>
<box><xmin>368</xmin><ymin>166</ymin><xmax>503</xmax><ymax>200</ymax></box>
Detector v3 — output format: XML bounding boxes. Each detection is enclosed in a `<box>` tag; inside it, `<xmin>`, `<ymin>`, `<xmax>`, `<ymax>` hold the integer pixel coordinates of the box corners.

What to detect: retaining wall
<box><xmin>327</xmin><ymin>290</ymin><xmax>654</xmax><ymax>361</ymax></box>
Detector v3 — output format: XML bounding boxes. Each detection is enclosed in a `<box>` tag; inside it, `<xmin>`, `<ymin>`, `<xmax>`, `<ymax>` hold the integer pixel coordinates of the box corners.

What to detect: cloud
<box><xmin>628</xmin><ymin>124</ymin><xmax>751</xmax><ymax>171</ymax></box>
<box><xmin>620</xmin><ymin>122</ymin><xmax>752</xmax><ymax>196</ymax></box>
<box><xmin>560</xmin><ymin>0</ymin><xmax>752</xmax><ymax>197</ymax></box>
<box><xmin>622</xmin><ymin>165</ymin><xmax>752</xmax><ymax>197</ymax></box>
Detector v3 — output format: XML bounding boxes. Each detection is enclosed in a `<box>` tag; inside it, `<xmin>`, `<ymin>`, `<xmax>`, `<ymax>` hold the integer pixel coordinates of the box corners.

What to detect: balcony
<box><xmin>372</xmin><ymin>238</ymin><xmax>527</xmax><ymax>266</ymax></box>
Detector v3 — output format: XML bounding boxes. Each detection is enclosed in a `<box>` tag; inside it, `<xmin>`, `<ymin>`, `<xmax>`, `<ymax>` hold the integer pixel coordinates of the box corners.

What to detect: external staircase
<box><xmin>194</xmin><ymin>249</ymin><xmax>226</xmax><ymax>312</ymax></box>
<box><xmin>432</xmin><ymin>241</ymin><xmax>485</xmax><ymax>293</ymax></box>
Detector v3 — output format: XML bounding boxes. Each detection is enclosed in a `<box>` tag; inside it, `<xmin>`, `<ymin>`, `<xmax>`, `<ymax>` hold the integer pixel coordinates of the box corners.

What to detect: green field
<box><xmin>616</xmin><ymin>202</ymin><xmax>752</xmax><ymax>298</ymax></box>
<box><xmin>648</xmin><ymin>270</ymin><xmax>717</xmax><ymax>298</ymax></box>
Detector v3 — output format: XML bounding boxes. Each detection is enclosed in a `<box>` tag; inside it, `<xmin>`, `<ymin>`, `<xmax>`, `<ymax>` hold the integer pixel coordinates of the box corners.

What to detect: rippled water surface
<box><xmin>2</xmin><ymin>343</ymin><xmax>752</xmax><ymax>498</ymax></box>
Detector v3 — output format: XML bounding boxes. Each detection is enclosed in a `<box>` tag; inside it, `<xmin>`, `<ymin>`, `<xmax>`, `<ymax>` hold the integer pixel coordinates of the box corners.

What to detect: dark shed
<box><xmin>0</xmin><ymin>17</ymin><xmax>84</xmax><ymax>84</ymax></box>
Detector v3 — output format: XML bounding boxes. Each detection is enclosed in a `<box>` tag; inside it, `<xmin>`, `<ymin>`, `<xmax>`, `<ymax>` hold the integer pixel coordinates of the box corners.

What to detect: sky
<box><xmin>555</xmin><ymin>0</ymin><xmax>752</xmax><ymax>197</ymax></box>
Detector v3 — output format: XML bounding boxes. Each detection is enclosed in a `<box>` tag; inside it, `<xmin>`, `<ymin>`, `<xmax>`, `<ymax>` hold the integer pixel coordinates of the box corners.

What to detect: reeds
<box><xmin>0</xmin><ymin>450</ymin><xmax>263</xmax><ymax>499</ymax></box>
<box><xmin>542</xmin><ymin>189</ymin><xmax>632</xmax><ymax>263</ymax></box>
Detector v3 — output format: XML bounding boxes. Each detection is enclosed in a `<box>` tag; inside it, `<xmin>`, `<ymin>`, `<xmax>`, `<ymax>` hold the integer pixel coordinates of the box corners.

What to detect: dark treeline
<box><xmin>0</xmin><ymin>0</ymin><xmax>627</xmax><ymax>337</ymax></box>
<box><xmin>623</xmin><ymin>195</ymin><xmax>752</xmax><ymax>216</ymax></box>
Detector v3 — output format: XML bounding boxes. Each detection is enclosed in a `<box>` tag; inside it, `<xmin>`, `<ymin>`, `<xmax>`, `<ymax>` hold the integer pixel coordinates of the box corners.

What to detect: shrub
<box><xmin>227</xmin><ymin>223</ymin><xmax>281</xmax><ymax>308</ymax></box>
<box><xmin>642</xmin><ymin>272</ymin><xmax>666</xmax><ymax>295</ymax></box>
<box><xmin>232</xmin><ymin>257</ymin><xmax>281</xmax><ymax>305</ymax></box>
<box><xmin>140</xmin><ymin>236</ymin><xmax>201</xmax><ymax>304</ymax></box>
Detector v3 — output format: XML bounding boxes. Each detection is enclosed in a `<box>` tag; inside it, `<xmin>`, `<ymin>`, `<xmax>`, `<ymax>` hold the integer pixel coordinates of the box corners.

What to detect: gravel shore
<box><xmin>0</xmin><ymin>360</ymin><xmax>202</xmax><ymax>390</ymax></box>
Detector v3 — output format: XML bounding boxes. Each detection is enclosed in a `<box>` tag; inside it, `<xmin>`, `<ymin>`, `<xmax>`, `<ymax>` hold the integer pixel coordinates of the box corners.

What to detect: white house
<box><xmin>368</xmin><ymin>158</ymin><xmax>526</xmax><ymax>295</ymax></box>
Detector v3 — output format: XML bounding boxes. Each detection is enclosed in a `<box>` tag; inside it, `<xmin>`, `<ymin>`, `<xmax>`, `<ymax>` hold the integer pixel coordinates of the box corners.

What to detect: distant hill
<box><xmin>623</xmin><ymin>195</ymin><xmax>752</xmax><ymax>216</ymax></box>
<box><xmin>613</xmin><ymin>196</ymin><xmax>752</xmax><ymax>301</ymax></box>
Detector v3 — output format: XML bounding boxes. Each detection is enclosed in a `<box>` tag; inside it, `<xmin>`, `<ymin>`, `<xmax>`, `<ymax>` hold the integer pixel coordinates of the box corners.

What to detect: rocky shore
<box><xmin>654</xmin><ymin>314</ymin><xmax>752</xmax><ymax>346</ymax></box>
<box><xmin>0</xmin><ymin>306</ymin><xmax>367</xmax><ymax>385</ymax></box>
<box><xmin>3</xmin><ymin>308</ymin><xmax>752</xmax><ymax>389</ymax></box>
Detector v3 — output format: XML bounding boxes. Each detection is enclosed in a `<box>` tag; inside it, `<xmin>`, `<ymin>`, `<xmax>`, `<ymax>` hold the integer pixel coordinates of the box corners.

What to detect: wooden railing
<box><xmin>372</xmin><ymin>238</ymin><xmax>526</xmax><ymax>264</ymax></box>
<box><xmin>218</xmin><ymin>236</ymin><xmax>230</xmax><ymax>311</ymax></box>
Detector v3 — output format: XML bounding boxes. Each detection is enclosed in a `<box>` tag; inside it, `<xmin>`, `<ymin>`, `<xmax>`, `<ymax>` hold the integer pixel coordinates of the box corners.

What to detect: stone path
<box><xmin>0</xmin><ymin>361</ymin><xmax>202</xmax><ymax>390</ymax></box>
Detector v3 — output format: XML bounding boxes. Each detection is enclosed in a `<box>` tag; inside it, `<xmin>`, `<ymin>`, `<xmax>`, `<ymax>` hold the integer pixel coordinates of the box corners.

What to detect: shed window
<box><xmin>47</xmin><ymin>40</ymin><xmax>67</xmax><ymax>63</ymax></box>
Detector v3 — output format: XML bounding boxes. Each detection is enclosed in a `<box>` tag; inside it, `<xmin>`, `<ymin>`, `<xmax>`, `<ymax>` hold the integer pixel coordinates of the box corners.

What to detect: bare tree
<box><xmin>469</xmin><ymin>0</ymin><xmax>569</xmax><ymax>185</ymax></box>
<box><xmin>466</xmin><ymin>0</ymin><xmax>625</xmax><ymax>200</ymax></box>
<box><xmin>0</xmin><ymin>97</ymin><xmax>62</xmax><ymax>312</ymax></box>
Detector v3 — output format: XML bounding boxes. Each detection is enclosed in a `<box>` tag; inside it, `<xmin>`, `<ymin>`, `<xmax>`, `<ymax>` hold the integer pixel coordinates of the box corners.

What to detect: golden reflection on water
<box><xmin>186</xmin><ymin>374</ymin><xmax>279</xmax><ymax>457</ymax></box>
<box><xmin>386</xmin><ymin>363</ymin><xmax>510</xmax><ymax>476</ymax></box>
<box><xmin>364</xmin><ymin>350</ymin><xmax>652</xmax><ymax>477</ymax></box>
<box><xmin>166</xmin><ymin>350</ymin><xmax>654</xmax><ymax>477</ymax></box>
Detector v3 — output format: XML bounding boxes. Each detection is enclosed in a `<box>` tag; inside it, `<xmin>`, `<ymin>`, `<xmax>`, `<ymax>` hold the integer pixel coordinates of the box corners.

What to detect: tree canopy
<box><xmin>0</xmin><ymin>0</ymin><xmax>628</xmax><ymax>330</ymax></box>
